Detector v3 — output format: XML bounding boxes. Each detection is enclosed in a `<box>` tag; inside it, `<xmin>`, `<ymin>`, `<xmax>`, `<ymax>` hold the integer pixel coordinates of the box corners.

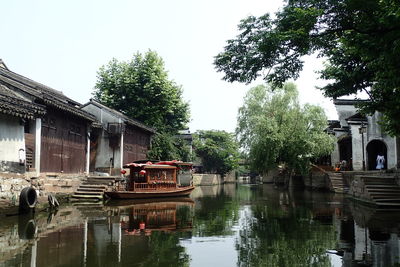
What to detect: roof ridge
<box><xmin>0</xmin><ymin>67</ymin><xmax>81</xmax><ymax>107</ymax></box>
<box><xmin>0</xmin><ymin>59</ymin><xmax>8</xmax><ymax>70</ymax></box>
<box><xmin>84</xmin><ymin>99</ymin><xmax>156</xmax><ymax>133</ymax></box>
<box><xmin>0</xmin><ymin>67</ymin><xmax>95</xmax><ymax>122</ymax></box>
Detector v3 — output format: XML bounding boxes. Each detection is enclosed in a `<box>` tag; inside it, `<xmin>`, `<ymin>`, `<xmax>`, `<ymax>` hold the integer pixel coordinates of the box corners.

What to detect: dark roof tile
<box><xmin>82</xmin><ymin>99</ymin><xmax>156</xmax><ymax>133</ymax></box>
<box><xmin>0</xmin><ymin>63</ymin><xmax>95</xmax><ymax>122</ymax></box>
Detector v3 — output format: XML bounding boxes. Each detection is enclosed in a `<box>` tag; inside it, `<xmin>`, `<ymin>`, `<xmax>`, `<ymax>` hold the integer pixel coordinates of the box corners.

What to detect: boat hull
<box><xmin>105</xmin><ymin>186</ymin><xmax>195</xmax><ymax>199</ymax></box>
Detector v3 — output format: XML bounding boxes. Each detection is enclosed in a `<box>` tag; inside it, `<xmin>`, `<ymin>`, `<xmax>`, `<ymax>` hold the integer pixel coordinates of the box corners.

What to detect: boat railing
<box><xmin>133</xmin><ymin>182</ymin><xmax>177</xmax><ymax>191</ymax></box>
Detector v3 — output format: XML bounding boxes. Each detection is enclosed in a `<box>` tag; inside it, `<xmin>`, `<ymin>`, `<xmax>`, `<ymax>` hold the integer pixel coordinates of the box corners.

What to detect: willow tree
<box><xmin>237</xmin><ymin>83</ymin><xmax>334</xmax><ymax>176</ymax></box>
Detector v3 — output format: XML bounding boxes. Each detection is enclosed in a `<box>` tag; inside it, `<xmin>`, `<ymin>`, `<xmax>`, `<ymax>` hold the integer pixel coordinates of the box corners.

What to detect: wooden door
<box><xmin>40</xmin><ymin>111</ymin><xmax>87</xmax><ymax>173</ymax></box>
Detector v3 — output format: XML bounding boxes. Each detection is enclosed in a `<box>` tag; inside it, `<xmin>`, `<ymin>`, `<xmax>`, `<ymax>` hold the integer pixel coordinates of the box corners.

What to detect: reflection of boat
<box><xmin>105</xmin><ymin>198</ymin><xmax>194</xmax><ymax>234</ymax></box>
<box><xmin>105</xmin><ymin>161</ymin><xmax>195</xmax><ymax>199</ymax></box>
<box><xmin>105</xmin><ymin>197</ymin><xmax>194</xmax><ymax>206</ymax></box>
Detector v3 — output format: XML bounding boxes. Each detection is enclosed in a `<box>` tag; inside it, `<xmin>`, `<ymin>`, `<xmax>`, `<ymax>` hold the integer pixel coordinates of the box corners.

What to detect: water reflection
<box><xmin>1</xmin><ymin>184</ymin><xmax>400</xmax><ymax>266</ymax></box>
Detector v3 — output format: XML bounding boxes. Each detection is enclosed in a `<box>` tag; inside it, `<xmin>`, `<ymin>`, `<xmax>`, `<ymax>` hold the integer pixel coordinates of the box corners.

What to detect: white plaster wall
<box><xmin>82</xmin><ymin>104</ymin><xmax>122</xmax><ymax>170</ymax></box>
<box><xmin>350</xmin><ymin>125</ymin><xmax>364</xmax><ymax>171</ymax></box>
<box><xmin>365</xmin><ymin>137</ymin><xmax>397</xmax><ymax>170</ymax></box>
<box><xmin>0</xmin><ymin>114</ymin><xmax>25</xmax><ymax>163</ymax></box>
<box><xmin>367</xmin><ymin>112</ymin><xmax>383</xmax><ymax>138</ymax></box>
<box><xmin>332</xmin><ymin>131</ymin><xmax>348</xmax><ymax>166</ymax></box>
<box><xmin>336</xmin><ymin>105</ymin><xmax>358</xmax><ymax>127</ymax></box>
<box><xmin>366</xmin><ymin>112</ymin><xmax>397</xmax><ymax>169</ymax></box>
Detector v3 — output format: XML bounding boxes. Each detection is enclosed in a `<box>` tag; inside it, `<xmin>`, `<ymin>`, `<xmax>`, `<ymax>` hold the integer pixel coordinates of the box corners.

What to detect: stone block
<box><xmin>0</xmin><ymin>184</ymin><xmax>11</xmax><ymax>192</ymax></box>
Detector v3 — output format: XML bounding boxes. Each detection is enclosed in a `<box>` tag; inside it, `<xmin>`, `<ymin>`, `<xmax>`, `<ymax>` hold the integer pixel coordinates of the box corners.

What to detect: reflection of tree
<box><xmin>175</xmin><ymin>205</ymin><xmax>193</xmax><ymax>230</ymax></box>
<box><xmin>193</xmin><ymin>186</ymin><xmax>245</xmax><ymax>236</ymax></box>
<box><xmin>237</xmin><ymin>203</ymin><xmax>336</xmax><ymax>266</ymax></box>
<box><xmin>123</xmin><ymin>203</ymin><xmax>192</xmax><ymax>267</ymax></box>
<box><xmin>141</xmin><ymin>232</ymin><xmax>190</xmax><ymax>267</ymax></box>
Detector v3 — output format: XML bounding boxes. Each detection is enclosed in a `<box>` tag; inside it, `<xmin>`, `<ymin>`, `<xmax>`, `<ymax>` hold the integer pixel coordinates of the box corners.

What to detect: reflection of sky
<box><xmin>181</xmin><ymin>207</ymin><xmax>245</xmax><ymax>267</ymax></box>
<box><xmin>327</xmin><ymin>253</ymin><xmax>342</xmax><ymax>267</ymax></box>
<box><xmin>182</xmin><ymin>205</ymin><xmax>344</xmax><ymax>267</ymax></box>
<box><xmin>182</xmin><ymin>236</ymin><xmax>237</xmax><ymax>267</ymax></box>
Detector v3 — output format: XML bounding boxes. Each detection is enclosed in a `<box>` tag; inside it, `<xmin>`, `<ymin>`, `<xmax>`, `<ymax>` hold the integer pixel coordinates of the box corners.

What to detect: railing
<box><xmin>114</xmin><ymin>180</ymin><xmax>178</xmax><ymax>191</ymax></box>
<box><xmin>134</xmin><ymin>182</ymin><xmax>177</xmax><ymax>191</ymax></box>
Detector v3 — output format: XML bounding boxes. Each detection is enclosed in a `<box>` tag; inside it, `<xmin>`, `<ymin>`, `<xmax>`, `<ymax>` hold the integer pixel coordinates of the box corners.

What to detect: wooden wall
<box><xmin>40</xmin><ymin>109</ymin><xmax>88</xmax><ymax>173</ymax></box>
<box><xmin>123</xmin><ymin>126</ymin><xmax>151</xmax><ymax>164</ymax></box>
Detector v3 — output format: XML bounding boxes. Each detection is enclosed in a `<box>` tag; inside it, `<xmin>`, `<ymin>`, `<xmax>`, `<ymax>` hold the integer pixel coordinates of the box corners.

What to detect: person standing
<box><xmin>376</xmin><ymin>153</ymin><xmax>385</xmax><ymax>170</ymax></box>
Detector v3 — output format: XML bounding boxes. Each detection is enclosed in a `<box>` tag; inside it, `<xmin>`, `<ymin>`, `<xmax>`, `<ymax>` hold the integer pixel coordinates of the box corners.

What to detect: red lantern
<box><xmin>139</xmin><ymin>170</ymin><xmax>146</xmax><ymax>175</ymax></box>
<box><xmin>120</xmin><ymin>169</ymin><xmax>127</xmax><ymax>174</ymax></box>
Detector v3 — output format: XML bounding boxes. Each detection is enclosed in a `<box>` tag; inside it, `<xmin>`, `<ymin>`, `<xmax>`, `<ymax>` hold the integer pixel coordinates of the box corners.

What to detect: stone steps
<box><xmin>370</xmin><ymin>193</ymin><xmax>400</xmax><ymax>198</ymax></box>
<box><xmin>365</xmin><ymin>185</ymin><xmax>399</xmax><ymax>189</ymax></box>
<box><xmin>71</xmin><ymin>176</ymin><xmax>119</xmax><ymax>201</ymax></box>
<box><xmin>374</xmin><ymin>202</ymin><xmax>400</xmax><ymax>206</ymax></box>
<box><xmin>75</xmin><ymin>192</ymin><xmax>104</xmax><ymax>196</ymax></box>
<box><xmin>77</xmin><ymin>188</ymin><xmax>104</xmax><ymax>192</ymax></box>
<box><xmin>71</xmin><ymin>194</ymin><xmax>103</xmax><ymax>200</ymax></box>
<box><xmin>362</xmin><ymin>176</ymin><xmax>400</xmax><ymax>206</ymax></box>
<box><xmin>327</xmin><ymin>172</ymin><xmax>348</xmax><ymax>193</ymax></box>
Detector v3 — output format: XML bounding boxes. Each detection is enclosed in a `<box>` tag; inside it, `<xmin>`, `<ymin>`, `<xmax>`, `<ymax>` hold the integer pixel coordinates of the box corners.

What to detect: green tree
<box><xmin>193</xmin><ymin>130</ymin><xmax>240</xmax><ymax>176</ymax></box>
<box><xmin>237</xmin><ymin>83</ymin><xmax>334</xmax><ymax>176</ymax></box>
<box><xmin>94</xmin><ymin>50</ymin><xmax>190</xmax><ymax>134</ymax></box>
<box><xmin>147</xmin><ymin>132</ymin><xmax>192</xmax><ymax>162</ymax></box>
<box><xmin>93</xmin><ymin>50</ymin><xmax>191</xmax><ymax>160</ymax></box>
<box><xmin>215</xmin><ymin>0</ymin><xmax>400</xmax><ymax>135</ymax></box>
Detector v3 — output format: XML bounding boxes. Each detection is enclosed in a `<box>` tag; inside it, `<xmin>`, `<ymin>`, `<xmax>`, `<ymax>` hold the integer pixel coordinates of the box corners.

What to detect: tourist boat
<box><xmin>105</xmin><ymin>161</ymin><xmax>195</xmax><ymax>199</ymax></box>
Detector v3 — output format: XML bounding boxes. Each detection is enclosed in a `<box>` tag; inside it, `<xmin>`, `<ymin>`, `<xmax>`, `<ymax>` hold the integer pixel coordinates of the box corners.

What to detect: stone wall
<box><xmin>303</xmin><ymin>172</ymin><xmax>330</xmax><ymax>190</ymax></box>
<box><xmin>0</xmin><ymin>173</ymin><xmax>30</xmax><ymax>206</ymax></box>
<box><xmin>224</xmin><ymin>171</ymin><xmax>237</xmax><ymax>183</ymax></box>
<box><xmin>0</xmin><ymin>172</ymin><xmax>84</xmax><ymax>208</ymax></box>
<box><xmin>261</xmin><ymin>169</ymin><xmax>279</xmax><ymax>183</ymax></box>
<box><xmin>193</xmin><ymin>174</ymin><xmax>223</xmax><ymax>186</ymax></box>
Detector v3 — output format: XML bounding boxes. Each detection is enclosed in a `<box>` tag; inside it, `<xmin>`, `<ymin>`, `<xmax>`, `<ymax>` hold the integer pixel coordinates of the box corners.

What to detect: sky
<box><xmin>0</xmin><ymin>0</ymin><xmax>338</xmax><ymax>132</ymax></box>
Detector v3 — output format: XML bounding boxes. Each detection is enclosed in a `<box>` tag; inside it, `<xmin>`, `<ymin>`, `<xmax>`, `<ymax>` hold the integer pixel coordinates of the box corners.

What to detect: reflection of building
<box><xmin>332</xmin><ymin>201</ymin><xmax>400</xmax><ymax>266</ymax></box>
<box><xmin>328</xmin><ymin>99</ymin><xmax>400</xmax><ymax>171</ymax></box>
<box><xmin>1</xmin><ymin>200</ymin><xmax>194</xmax><ymax>266</ymax></box>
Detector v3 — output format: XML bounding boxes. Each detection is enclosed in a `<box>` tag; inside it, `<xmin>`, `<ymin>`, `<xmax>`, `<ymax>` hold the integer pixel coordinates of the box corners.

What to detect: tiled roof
<box><xmin>333</xmin><ymin>98</ymin><xmax>369</xmax><ymax>105</ymax></box>
<box><xmin>346</xmin><ymin>112</ymin><xmax>367</xmax><ymax>122</ymax></box>
<box><xmin>82</xmin><ymin>99</ymin><xmax>156</xmax><ymax>134</ymax></box>
<box><xmin>0</xmin><ymin>64</ymin><xmax>95</xmax><ymax>122</ymax></box>
<box><xmin>0</xmin><ymin>59</ymin><xmax>8</xmax><ymax>70</ymax></box>
<box><xmin>0</xmin><ymin>84</ymin><xmax>46</xmax><ymax>119</ymax></box>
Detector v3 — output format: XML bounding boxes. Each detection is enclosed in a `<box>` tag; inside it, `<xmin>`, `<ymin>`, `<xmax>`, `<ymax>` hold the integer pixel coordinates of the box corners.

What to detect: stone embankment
<box><xmin>0</xmin><ymin>172</ymin><xmax>84</xmax><ymax>213</ymax></box>
<box><xmin>193</xmin><ymin>172</ymin><xmax>236</xmax><ymax>186</ymax></box>
<box><xmin>349</xmin><ymin>175</ymin><xmax>400</xmax><ymax>206</ymax></box>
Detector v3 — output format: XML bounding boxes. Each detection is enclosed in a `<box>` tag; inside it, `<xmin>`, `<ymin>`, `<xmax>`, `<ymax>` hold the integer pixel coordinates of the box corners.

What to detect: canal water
<box><xmin>1</xmin><ymin>184</ymin><xmax>400</xmax><ymax>267</ymax></box>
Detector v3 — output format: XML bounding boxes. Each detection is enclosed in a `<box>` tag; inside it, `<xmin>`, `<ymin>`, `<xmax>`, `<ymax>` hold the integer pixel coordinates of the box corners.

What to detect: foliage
<box><xmin>215</xmin><ymin>0</ymin><xmax>400</xmax><ymax>135</ymax></box>
<box><xmin>147</xmin><ymin>132</ymin><xmax>192</xmax><ymax>161</ymax></box>
<box><xmin>94</xmin><ymin>50</ymin><xmax>190</xmax><ymax>134</ymax></box>
<box><xmin>236</xmin><ymin>83</ymin><xmax>334</xmax><ymax>175</ymax></box>
<box><xmin>142</xmin><ymin>231</ymin><xmax>190</xmax><ymax>267</ymax></box>
<box><xmin>192</xmin><ymin>185</ymin><xmax>245</xmax><ymax>237</ymax></box>
<box><xmin>193</xmin><ymin>130</ymin><xmax>240</xmax><ymax>176</ymax></box>
<box><xmin>237</xmin><ymin>192</ymin><xmax>336</xmax><ymax>267</ymax></box>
